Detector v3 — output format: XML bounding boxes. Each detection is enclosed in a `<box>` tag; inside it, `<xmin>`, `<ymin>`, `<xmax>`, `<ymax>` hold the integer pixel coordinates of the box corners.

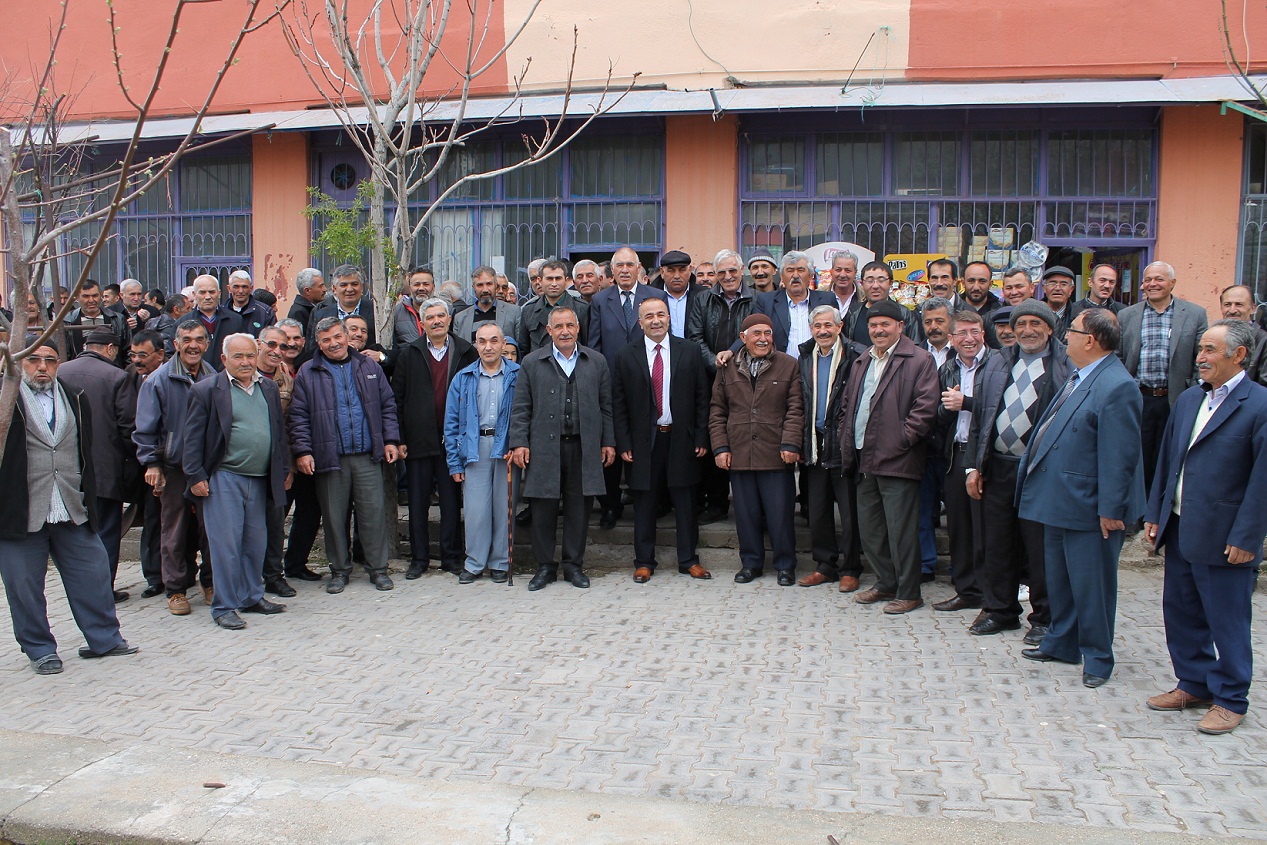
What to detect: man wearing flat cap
<box><xmin>655</xmin><ymin>250</ymin><xmax>706</xmax><ymax>341</ymax></box>
<box><xmin>1041</xmin><ymin>266</ymin><xmax>1077</xmax><ymax>341</ymax></box>
<box><xmin>57</xmin><ymin>328</ymin><xmax>140</xmax><ymax>602</ymax></box>
<box><xmin>837</xmin><ymin>299</ymin><xmax>940</xmax><ymax>613</ymax></box>
<box><xmin>709</xmin><ymin>313</ymin><xmax>804</xmax><ymax>585</ymax></box>
<box><xmin>964</xmin><ymin>299</ymin><xmax>1071</xmax><ymax>642</ymax></box>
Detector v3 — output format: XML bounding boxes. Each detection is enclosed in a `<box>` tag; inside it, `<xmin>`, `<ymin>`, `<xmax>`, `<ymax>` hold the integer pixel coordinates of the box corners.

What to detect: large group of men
<box><xmin>2</xmin><ymin>246</ymin><xmax>1265</xmax><ymax>737</ymax></box>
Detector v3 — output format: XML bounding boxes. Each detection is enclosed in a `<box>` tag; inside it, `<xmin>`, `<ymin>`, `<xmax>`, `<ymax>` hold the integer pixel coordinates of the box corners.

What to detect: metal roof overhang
<box><xmin>31</xmin><ymin>73</ymin><xmax>1267</xmax><ymax>145</ymax></box>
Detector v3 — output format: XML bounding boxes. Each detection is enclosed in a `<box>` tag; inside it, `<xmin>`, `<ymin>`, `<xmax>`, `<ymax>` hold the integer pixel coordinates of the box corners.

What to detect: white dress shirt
<box><xmin>643</xmin><ymin>335</ymin><xmax>672</xmax><ymax>425</ymax></box>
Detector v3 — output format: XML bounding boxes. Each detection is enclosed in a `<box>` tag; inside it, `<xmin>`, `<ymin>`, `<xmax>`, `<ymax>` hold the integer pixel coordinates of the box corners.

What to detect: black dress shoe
<box><xmin>405</xmin><ymin>562</ymin><xmax>427</xmax><ymax>580</ymax></box>
<box><xmin>1021</xmin><ymin>648</ymin><xmax>1078</xmax><ymax>664</ymax></box>
<box><xmin>734</xmin><ymin>568</ymin><xmax>762</xmax><ymax>584</ymax></box>
<box><xmin>527</xmin><ymin>568</ymin><xmax>557</xmax><ymax>591</ymax></box>
<box><xmin>287</xmin><ymin>567</ymin><xmax>324</xmax><ymax>582</ymax></box>
<box><xmin>440</xmin><ymin>562</ymin><xmax>462</xmax><ymax>575</ymax></box>
<box><xmin>564</xmin><ymin>567</ymin><xmax>590</xmax><ymax>588</ymax></box>
<box><xmin>327</xmin><ymin>573</ymin><xmax>349</xmax><ymax>594</ymax></box>
<box><xmin>598</xmin><ymin>512</ymin><xmax>618</xmax><ymax>530</ymax></box>
<box><xmin>489</xmin><ymin>569</ymin><xmax>509</xmax><ymax>584</ymax></box>
<box><xmin>214</xmin><ymin>612</ymin><xmax>246</xmax><ymax>630</ymax></box>
<box><xmin>776</xmin><ymin>571</ymin><xmax>795</xmax><ymax>586</ymax></box>
<box><xmin>112</xmin><ymin>590</ymin><xmax>130</xmax><ymax>603</ymax></box>
<box><xmin>1083</xmin><ymin>673</ymin><xmax>1108</xmax><ymax>688</ymax></box>
<box><xmin>370</xmin><ymin>573</ymin><xmax>394</xmax><ymax>591</ymax></box>
<box><xmin>698</xmin><ymin>507</ymin><xmax>727</xmax><ymax>524</ymax></box>
<box><xmin>242</xmin><ymin>599</ymin><xmax>286</xmax><ymax>615</ymax></box>
<box><xmin>920</xmin><ymin>571</ymin><xmax>937</xmax><ymax>583</ymax></box>
<box><xmin>78</xmin><ymin>643</ymin><xmax>139</xmax><ymax>659</ymax></box>
<box><xmin>458</xmin><ymin>569</ymin><xmax>481</xmax><ymax>584</ymax></box>
<box><xmin>1023</xmin><ymin>625</ymin><xmax>1049</xmax><ymax>646</ymax></box>
<box><xmin>265</xmin><ymin>579</ymin><xmax>297</xmax><ymax>598</ymax></box>
<box><xmin>932</xmin><ymin>595</ymin><xmax>980</xmax><ymax>612</ymax></box>
<box><xmin>969</xmin><ymin>617</ymin><xmax>1021</xmax><ymax>636</ymax></box>
<box><xmin>516</xmin><ymin>507</ymin><xmax>532</xmax><ymax>526</ymax></box>
<box><xmin>140</xmin><ymin>584</ymin><xmax>164</xmax><ymax>599</ymax></box>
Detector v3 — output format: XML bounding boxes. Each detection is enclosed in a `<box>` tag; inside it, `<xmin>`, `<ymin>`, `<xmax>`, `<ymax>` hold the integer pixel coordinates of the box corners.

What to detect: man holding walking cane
<box><xmin>445</xmin><ymin>323</ymin><xmax>520</xmax><ymax>584</ymax></box>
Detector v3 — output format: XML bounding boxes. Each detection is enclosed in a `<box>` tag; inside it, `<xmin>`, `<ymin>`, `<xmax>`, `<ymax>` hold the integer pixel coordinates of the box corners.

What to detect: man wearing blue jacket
<box><xmin>445</xmin><ymin>323</ymin><xmax>520</xmax><ymax>584</ymax></box>
<box><xmin>290</xmin><ymin>317</ymin><xmax>402</xmax><ymax>594</ymax></box>
<box><xmin>1144</xmin><ymin>320</ymin><xmax>1267</xmax><ymax>735</ymax></box>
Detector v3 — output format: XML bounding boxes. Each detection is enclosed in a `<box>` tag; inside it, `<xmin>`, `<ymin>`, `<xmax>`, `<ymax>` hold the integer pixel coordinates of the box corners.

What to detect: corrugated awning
<box><xmin>27</xmin><ymin>73</ymin><xmax>1267</xmax><ymax>145</ymax></box>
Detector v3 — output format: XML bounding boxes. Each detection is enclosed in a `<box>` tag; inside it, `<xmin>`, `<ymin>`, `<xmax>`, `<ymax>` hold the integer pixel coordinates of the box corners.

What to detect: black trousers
<box><xmin>979</xmin><ymin>454</ymin><xmax>1049</xmax><ymax>625</ymax></box>
<box><xmin>804</xmin><ymin>462</ymin><xmax>861</xmax><ymax>578</ymax></box>
<box><xmin>138</xmin><ymin>489</ymin><xmax>163</xmax><ymax>588</ymax></box>
<box><xmin>264</xmin><ymin>501</ymin><xmax>286</xmax><ymax>583</ymax></box>
<box><xmin>405</xmin><ymin>454</ymin><xmax>463</xmax><ymax>569</ymax></box>
<box><xmin>632</xmin><ymin>431</ymin><xmax>699</xmax><ymax>569</ymax></box>
<box><xmin>1140</xmin><ymin>392</ymin><xmax>1171</xmax><ymax>495</ymax></box>
<box><xmin>731</xmin><ymin>468</ymin><xmax>797</xmax><ymax>573</ymax></box>
<box><xmin>529</xmin><ymin>439</ymin><xmax>592</xmax><ymax>571</ymax></box>
<box><xmin>699</xmin><ymin>458</ymin><xmax>730</xmax><ymax>514</ymax></box>
<box><xmin>600</xmin><ymin>460</ymin><xmax>625</xmax><ymax>517</ymax></box>
<box><xmin>943</xmin><ymin>443</ymin><xmax>984</xmax><ymax>604</ymax></box>
<box><xmin>282</xmin><ymin>471</ymin><xmax>322</xmax><ymax>576</ymax></box>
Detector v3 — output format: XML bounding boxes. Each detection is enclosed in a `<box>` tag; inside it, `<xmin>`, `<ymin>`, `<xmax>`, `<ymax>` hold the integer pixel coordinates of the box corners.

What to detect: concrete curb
<box><xmin>0</xmin><ymin>728</ymin><xmax>1240</xmax><ymax>845</ymax></box>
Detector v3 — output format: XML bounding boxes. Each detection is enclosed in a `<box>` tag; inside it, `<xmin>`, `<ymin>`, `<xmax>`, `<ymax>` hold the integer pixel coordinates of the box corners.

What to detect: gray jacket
<box><xmin>451</xmin><ymin>300</ymin><xmax>522</xmax><ymax>345</ymax></box>
<box><xmin>1117</xmin><ymin>297</ymin><xmax>1209</xmax><ymax>406</ymax></box>
<box><xmin>507</xmin><ymin>344</ymin><xmax>613</xmax><ymax>498</ymax></box>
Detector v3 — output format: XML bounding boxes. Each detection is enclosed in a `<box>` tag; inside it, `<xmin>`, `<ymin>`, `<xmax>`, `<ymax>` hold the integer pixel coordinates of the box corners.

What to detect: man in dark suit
<box><xmin>509</xmin><ymin>305</ymin><xmax>615</xmax><ymax>591</ymax></box>
<box><xmin>1144</xmin><ymin>320</ymin><xmax>1267</xmax><ymax>734</ymax></box>
<box><xmin>305</xmin><ymin>264</ymin><xmax>377</xmax><ymax>356</ymax></box>
<box><xmin>392</xmin><ymin>297</ymin><xmax>478</xmax><ymax>579</ymax></box>
<box><xmin>613</xmin><ymin>297</ymin><xmax>711</xmax><ymax>583</ymax></box>
<box><xmin>1218</xmin><ymin>284</ymin><xmax>1267</xmax><ymax>387</ymax></box>
<box><xmin>588</xmin><ymin>247</ymin><xmax>667</xmax><ymax>528</ymax></box>
<box><xmin>183</xmin><ymin>334</ymin><xmax>290</xmax><ymax>630</ymax></box>
<box><xmin>56</xmin><ymin>329</ymin><xmax>139</xmax><ymax>603</ymax></box>
<box><xmin>965</xmin><ymin>300</ymin><xmax>1071</xmax><ymax>642</ymax></box>
<box><xmin>1117</xmin><ymin>260</ymin><xmax>1208</xmax><ymax>492</ymax></box>
<box><xmin>747</xmin><ymin>251</ymin><xmax>836</xmax><ymax>360</ymax></box>
<box><xmin>1068</xmin><ymin>263</ymin><xmax>1124</xmax><ymax>320</ymax></box>
<box><xmin>1017</xmin><ymin>308</ymin><xmax>1145</xmax><ymax>688</ymax></box>
<box><xmin>176</xmin><ymin>275</ymin><xmax>246</xmax><ymax>372</ymax></box>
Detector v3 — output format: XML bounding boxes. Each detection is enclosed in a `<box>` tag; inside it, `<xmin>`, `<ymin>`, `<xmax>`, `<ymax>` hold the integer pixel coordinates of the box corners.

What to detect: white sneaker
<box><xmin>1018</xmin><ymin>584</ymin><xmax>1030</xmax><ymax>603</ymax></box>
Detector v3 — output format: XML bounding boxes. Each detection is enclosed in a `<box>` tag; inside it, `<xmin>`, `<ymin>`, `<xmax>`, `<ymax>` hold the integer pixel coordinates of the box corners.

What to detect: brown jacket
<box><xmin>837</xmin><ymin>335</ymin><xmax>939</xmax><ymax>481</ymax></box>
<box><xmin>709</xmin><ymin>349</ymin><xmax>803</xmax><ymax>471</ymax></box>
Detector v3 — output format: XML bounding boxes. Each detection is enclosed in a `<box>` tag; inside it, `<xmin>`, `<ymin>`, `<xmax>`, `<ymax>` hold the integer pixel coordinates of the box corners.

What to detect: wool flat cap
<box><xmin>867</xmin><ymin>299</ymin><xmax>907</xmax><ymax>323</ymax></box>
<box><xmin>1009</xmin><ymin>298</ymin><xmax>1058</xmax><ymax>331</ymax></box>
<box><xmin>991</xmin><ymin>306</ymin><xmax>1014</xmax><ymax>325</ymax></box>
<box><xmin>83</xmin><ymin>329</ymin><xmax>121</xmax><ymax>346</ymax></box>
<box><xmin>741</xmin><ymin>314</ymin><xmax>773</xmax><ymax>331</ymax></box>
<box><xmin>1042</xmin><ymin>265</ymin><xmax>1076</xmax><ymax>281</ymax></box>
<box><xmin>659</xmin><ymin>249</ymin><xmax>691</xmax><ymax>267</ymax></box>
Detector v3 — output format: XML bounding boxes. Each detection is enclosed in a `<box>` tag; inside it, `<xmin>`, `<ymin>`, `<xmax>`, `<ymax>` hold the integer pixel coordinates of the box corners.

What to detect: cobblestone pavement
<box><xmin>2</xmin><ymin>546</ymin><xmax>1264</xmax><ymax>839</ymax></box>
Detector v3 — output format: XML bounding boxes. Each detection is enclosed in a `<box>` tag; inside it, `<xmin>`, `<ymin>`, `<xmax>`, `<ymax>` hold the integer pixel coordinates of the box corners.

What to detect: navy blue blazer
<box><xmin>1144</xmin><ymin>376</ymin><xmax>1267</xmax><ymax>567</ymax></box>
<box><xmin>1016</xmin><ymin>354</ymin><xmax>1145</xmax><ymax>530</ymax></box>
<box><xmin>588</xmin><ymin>283</ymin><xmax>668</xmax><ymax>372</ymax></box>
<box><xmin>183</xmin><ymin>373</ymin><xmax>290</xmax><ymax>505</ymax></box>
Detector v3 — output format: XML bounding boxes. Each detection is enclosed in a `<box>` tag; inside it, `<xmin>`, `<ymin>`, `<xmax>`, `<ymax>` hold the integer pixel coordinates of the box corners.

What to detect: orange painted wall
<box><xmin>1155</xmin><ymin>105</ymin><xmax>1244</xmax><ymax>316</ymax></box>
<box><xmin>664</xmin><ymin>115</ymin><xmax>739</xmax><ymax>265</ymax></box>
<box><xmin>908</xmin><ymin>0</ymin><xmax>1267</xmax><ymax>80</ymax></box>
<box><xmin>4</xmin><ymin>0</ymin><xmax>509</xmax><ymax>121</ymax></box>
<box><xmin>251</xmin><ymin>133</ymin><xmax>311</xmax><ymax>307</ymax></box>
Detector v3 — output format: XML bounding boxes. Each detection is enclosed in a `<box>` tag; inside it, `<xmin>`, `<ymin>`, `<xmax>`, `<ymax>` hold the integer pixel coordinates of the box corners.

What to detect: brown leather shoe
<box><xmin>1147</xmin><ymin>688</ymin><xmax>1213</xmax><ymax>712</ymax></box>
<box><xmin>682</xmin><ymin>563</ymin><xmax>712</xmax><ymax>580</ymax></box>
<box><xmin>1197</xmin><ymin>705</ymin><xmax>1244</xmax><ymax>735</ymax></box>
<box><xmin>854</xmin><ymin>587</ymin><xmax>896</xmax><ymax>605</ymax></box>
<box><xmin>838</xmin><ymin>575</ymin><xmax>860</xmax><ymax>593</ymax></box>
<box><xmin>202</xmin><ymin>585</ymin><xmax>214</xmax><ymax>606</ymax></box>
<box><xmin>932</xmin><ymin>595</ymin><xmax>980</xmax><ymax>612</ymax></box>
<box><xmin>633</xmin><ymin>567</ymin><xmax>652</xmax><ymax>583</ymax></box>
<box><xmin>797</xmin><ymin>571</ymin><xmax>831</xmax><ymax>587</ymax></box>
<box><xmin>883</xmin><ymin>598</ymin><xmax>924</xmax><ymax>614</ymax></box>
<box><xmin>168</xmin><ymin>593</ymin><xmax>191</xmax><ymax>616</ymax></box>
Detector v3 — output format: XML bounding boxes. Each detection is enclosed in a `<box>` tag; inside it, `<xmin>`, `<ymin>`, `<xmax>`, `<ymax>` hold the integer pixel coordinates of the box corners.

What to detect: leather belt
<box><xmin>656</xmin><ymin>425</ymin><xmax>672</xmax><ymax>433</ymax></box>
<box><xmin>1140</xmin><ymin>384</ymin><xmax>1168</xmax><ymax>397</ymax></box>
<box><xmin>478</xmin><ymin>428</ymin><xmax>496</xmax><ymax>437</ymax></box>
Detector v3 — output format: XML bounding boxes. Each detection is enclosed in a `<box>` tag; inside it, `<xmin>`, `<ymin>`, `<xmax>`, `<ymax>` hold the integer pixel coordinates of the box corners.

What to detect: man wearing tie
<box><xmin>1017</xmin><ymin>308</ymin><xmax>1145</xmax><ymax>688</ymax></box>
<box><xmin>1144</xmin><ymin>320</ymin><xmax>1267</xmax><ymax>734</ymax></box>
<box><xmin>613</xmin><ymin>298</ymin><xmax>712</xmax><ymax>583</ymax></box>
<box><xmin>587</xmin><ymin>246</ymin><xmax>668</xmax><ymax>528</ymax></box>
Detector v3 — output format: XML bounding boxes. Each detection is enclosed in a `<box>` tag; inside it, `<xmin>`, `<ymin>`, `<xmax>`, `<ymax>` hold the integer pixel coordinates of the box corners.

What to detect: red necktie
<box><xmin>652</xmin><ymin>344</ymin><xmax>664</xmax><ymax>418</ymax></box>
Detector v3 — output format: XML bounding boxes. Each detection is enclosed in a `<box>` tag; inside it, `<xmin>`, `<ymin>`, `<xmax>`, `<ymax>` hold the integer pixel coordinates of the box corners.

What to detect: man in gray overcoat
<box><xmin>508</xmin><ymin>305</ymin><xmax>615</xmax><ymax>591</ymax></box>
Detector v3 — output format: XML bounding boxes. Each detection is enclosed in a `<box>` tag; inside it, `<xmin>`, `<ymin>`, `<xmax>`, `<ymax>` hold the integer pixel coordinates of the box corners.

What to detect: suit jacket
<box><xmin>175</xmin><ymin>308</ymin><xmax>247</xmax><ymax>372</ymax></box>
<box><xmin>55</xmin><ymin>350</ymin><xmax>140</xmax><ymax>502</ymax></box>
<box><xmin>965</xmin><ymin>340</ymin><xmax>1072</xmax><ymax>477</ymax></box>
<box><xmin>391</xmin><ymin>335</ymin><xmax>478</xmax><ymax>458</ymax></box>
<box><xmin>182</xmin><ymin>372</ymin><xmax>289</xmax><ymax>505</ymax></box>
<box><xmin>1247</xmin><ymin>326</ymin><xmax>1267</xmax><ymax>388</ymax></box>
<box><xmin>1117</xmin><ymin>297</ymin><xmax>1208</xmax><ymax>406</ymax></box>
<box><xmin>1144</xmin><ymin>376</ymin><xmax>1267</xmax><ymax>567</ymax></box>
<box><xmin>1017</xmin><ymin>355</ymin><xmax>1145</xmax><ymax>530</ymax></box>
<box><xmin>612</xmin><ymin>335</ymin><xmax>710</xmax><ymax>490</ymax></box>
<box><xmin>750</xmin><ymin>289</ymin><xmax>837</xmax><ymax>356</ymax></box>
<box><xmin>306</xmin><ymin>295</ymin><xmax>377</xmax><ymax>356</ymax></box>
<box><xmin>588</xmin><ymin>283</ymin><xmax>668</xmax><ymax>372</ymax></box>
<box><xmin>451</xmin><ymin>300</ymin><xmax>522</xmax><ymax>345</ymax></box>
<box><xmin>507</xmin><ymin>344</ymin><xmax>614</xmax><ymax>498</ymax></box>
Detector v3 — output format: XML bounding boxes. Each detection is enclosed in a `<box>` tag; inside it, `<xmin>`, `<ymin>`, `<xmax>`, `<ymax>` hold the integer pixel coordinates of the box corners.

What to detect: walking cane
<box><xmin>505</xmin><ymin>460</ymin><xmax>515</xmax><ymax>587</ymax></box>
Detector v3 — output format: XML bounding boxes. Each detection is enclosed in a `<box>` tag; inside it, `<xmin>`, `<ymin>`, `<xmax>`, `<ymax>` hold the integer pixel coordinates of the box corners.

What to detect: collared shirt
<box><xmin>786</xmin><ymin>295</ymin><xmax>811</xmax><ymax>357</ymax></box>
<box><xmin>30</xmin><ymin>387</ymin><xmax>55</xmax><ymax>428</ymax></box>
<box><xmin>427</xmin><ymin>338</ymin><xmax>449</xmax><ymax>362</ymax></box>
<box><xmin>1138</xmin><ymin>298</ymin><xmax>1175</xmax><ymax>388</ymax></box>
<box><xmin>228</xmin><ymin>369</ymin><xmax>260</xmax><ymax>396</ymax></box>
<box><xmin>1075</xmin><ymin>352</ymin><xmax>1109</xmax><ymax>383</ymax></box>
<box><xmin>643</xmin><ymin>335</ymin><xmax>672</xmax><ymax>425</ymax></box>
<box><xmin>337</xmin><ymin>301</ymin><xmax>362</xmax><ymax>320</ymax></box>
<box><xmin>835</xmin><ymin>289</ymin><xmax>855</xmax><ymax>316</ymax></box>
<box><xmin>476</xmin><ymin>361</ymin><xmax>507</xmax><ymax>431</ymax></box>
<box><xmin>1174</xmin><ymin>371</ymin><xmax>1245</xmax><ymax>515</ymax></box>
<box><xmin>552</xmin><ymin>344</ymin><xmax>579</xmax><ymax>378</ymax></box>
<box><xmin>953</xmin><ymin>352</ymin><xmax>984</xmax><ymax>444</ymax></box>
<box><xmin>665</xmin><ymin>290</ymin><xmax>689</xmax><ymax>338</ymax></box>
<box><xmin>854</xmin><ymin>345</ymin><xmax>893</xmax><ymax>449</ymax></box>
<box><xmin>926</xmin><ymin>342</ymin><xmax>951</xmax><ymax>369</ymax></box>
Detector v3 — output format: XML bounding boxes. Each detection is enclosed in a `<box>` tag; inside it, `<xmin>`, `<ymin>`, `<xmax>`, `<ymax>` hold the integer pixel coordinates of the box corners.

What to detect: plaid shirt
<box><xmin>1138</xmin><ymin>298</ymin><xmax>1174</xmax><ymax>389</ymax></box>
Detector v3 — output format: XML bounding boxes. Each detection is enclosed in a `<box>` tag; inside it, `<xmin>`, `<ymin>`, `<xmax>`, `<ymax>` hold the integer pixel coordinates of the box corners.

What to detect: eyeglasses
<box><xmin>1066</xmin><ymin>328</ymin><xmax>1092</xmax><ymax>337</ymax></box>
<box><xmin>259</xmin><ymin>340</ymin><xmax>293</xmax><ymax>349</ymax></box>
<box><xmin>951</xmin><ymin>329</ymin><xmax>983</xmax><ymax>339</ymax></box>
<box><xmin>26</xmin><ymin>355</ymin><xmax>59</xmax><ymax>365</ymax></box>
